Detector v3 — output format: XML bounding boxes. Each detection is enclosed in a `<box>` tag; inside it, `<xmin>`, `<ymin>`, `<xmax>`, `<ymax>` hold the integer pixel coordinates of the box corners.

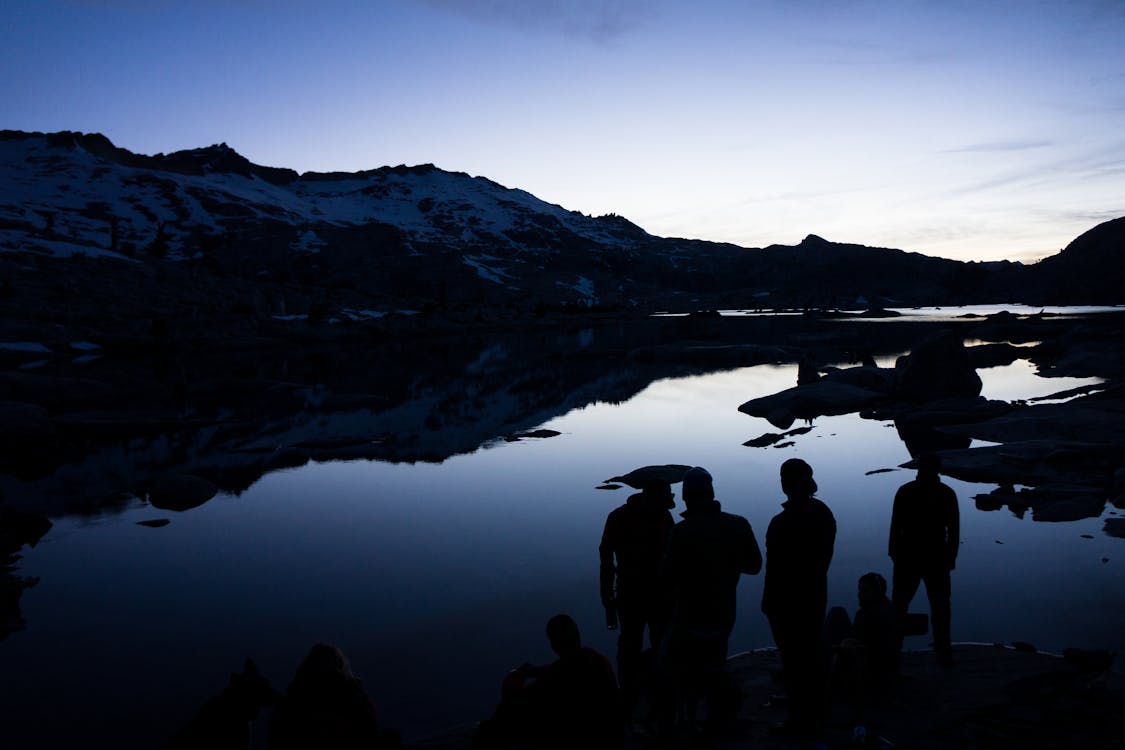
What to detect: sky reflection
<box><xmin>3</xmin><ymin>358</ymin><xmax>1122</xmax><ymax>745</ymax></box>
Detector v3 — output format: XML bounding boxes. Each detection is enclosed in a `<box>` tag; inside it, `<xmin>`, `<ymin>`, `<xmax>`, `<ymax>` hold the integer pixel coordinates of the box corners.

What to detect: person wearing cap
<box><xmin>660</xmin><ymin>467</ymin><xmax>762</xmax><ymax>729</ymax></box>
<box><xmin>888</xmin><ymin>452</ymin><xmax>959</xmax><ymax>666</ymax></box>
<box><xmin>599</xmin><ymin>481</ymin><xmax>676</xmax><ymax>719</ymax></box>
<box><xmin>762</xmin><ymin>458</ymin><xmax>836</xmax><ymax>741</ymax></box>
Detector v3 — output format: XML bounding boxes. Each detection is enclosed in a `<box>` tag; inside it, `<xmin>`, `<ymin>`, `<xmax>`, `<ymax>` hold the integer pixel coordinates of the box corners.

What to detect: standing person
<box><xmin>660</xmin><ymin>467</ymin><xmax>762</xmax><ymax>731</ymax></box>
<box><xmin>761</xmin><ymin>458</ymin><xmax>836</xmax><ymax>741</ymax></box>
<box><xmin>599</xmin><ymin>481</ymin><xmax>676</xmax><ymax>719</ymax></box>
<box><xmin>888</xmin><ymin>452</ymin><xmax>959</xmax><ymax>666</ymax></box>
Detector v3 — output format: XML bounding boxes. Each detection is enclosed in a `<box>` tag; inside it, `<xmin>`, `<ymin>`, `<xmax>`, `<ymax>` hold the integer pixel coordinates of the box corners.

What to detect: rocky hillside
<box><xmin>1</xmin><ymin>130</ymin><xmax>1120</xmax><ymax>317</ymax></box>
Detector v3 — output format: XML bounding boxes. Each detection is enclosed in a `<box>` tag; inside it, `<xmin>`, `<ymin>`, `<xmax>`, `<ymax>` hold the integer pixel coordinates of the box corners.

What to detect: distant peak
<box><xmin>800</xmin><ymin>234</ymin><xmax>830</xmax><ymax>246</ymax></box>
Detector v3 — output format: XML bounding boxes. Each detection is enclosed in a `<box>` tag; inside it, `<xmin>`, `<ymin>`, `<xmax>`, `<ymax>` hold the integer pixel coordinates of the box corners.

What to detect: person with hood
<box><xmin>660</xmin><ymin>467</ymin><xmax>761</xmax><ymax>730</ymax></box>
<box><xmin>599</xmin><ymin>481</ymin><xmax>676</xmax><ymax>717</ymax></box>
<box><xmin>269</xmin><ymin>643</ymin><xmax>397</xmax><ymax>749</ymax></box>
<box><xmin>762</xmin><ymin>458</ymin><xmax>836</xmax><ymax>741</ymax></box>
<box><xmin>888</xmin><ymin>452</ymin><xmax>959</xmax><ymax>666</ymax></box>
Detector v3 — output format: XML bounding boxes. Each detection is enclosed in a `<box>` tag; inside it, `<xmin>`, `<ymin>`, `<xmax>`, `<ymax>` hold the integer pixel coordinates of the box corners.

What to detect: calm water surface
<box><xmin>2</xmin><ymin>355</ymin><xmax>1122</xmax><ymax>746</ymax></box>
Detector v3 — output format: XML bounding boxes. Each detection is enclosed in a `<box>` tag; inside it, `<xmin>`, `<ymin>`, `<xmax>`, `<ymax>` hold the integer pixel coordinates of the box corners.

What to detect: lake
<box><xmin>1</xmin><ymin>319</ymin><xmax>1123</xmax><ymax>747</ymax></box>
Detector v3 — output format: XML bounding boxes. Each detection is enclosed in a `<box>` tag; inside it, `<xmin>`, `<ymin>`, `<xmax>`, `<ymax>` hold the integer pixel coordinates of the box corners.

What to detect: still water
<box><xmin>2</xmin><ymin>357</ymin><xmax>1122</xmax><ymax>746</ymax></box>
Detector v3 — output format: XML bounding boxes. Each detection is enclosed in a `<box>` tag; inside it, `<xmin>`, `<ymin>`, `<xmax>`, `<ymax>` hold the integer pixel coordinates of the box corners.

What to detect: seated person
<box><xmin>475</xmin><ymin>614</ymin><xmax>621</xmax><ymax>750</ymax></box>
<box><xmin>270</xmin><ymin>643</ymin><xmax>398</xmax><ymax>749</ymax></box>
<box><xmin>826</xmin><ymin>573</ymin><xmax>901</xmax><ymax>706</ymax></box>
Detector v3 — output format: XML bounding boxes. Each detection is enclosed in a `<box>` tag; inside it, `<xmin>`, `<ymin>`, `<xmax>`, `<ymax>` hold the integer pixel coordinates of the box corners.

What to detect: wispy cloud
<box><xmin>940</xmin><ymin>140</ymin><xmax>1054</xmax><ymax>154</ymax></box>
<box><xmin>416</xmin><ymin>0</ymin><xmax>661</xmax><ymax>42</ymax></box>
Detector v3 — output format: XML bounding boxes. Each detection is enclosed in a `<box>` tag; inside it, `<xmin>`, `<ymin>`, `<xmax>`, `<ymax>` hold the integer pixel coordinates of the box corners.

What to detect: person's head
<box><xmin>681</xmin><ymin>466</ymin><xmax>715</xmax><ymax>507</ymax></box>
<box><xmin>293</xmin><ymin>643</ymin><xmax>354</xmax><ymax>685</ymax></box>
<box><xmin>545</xmin><ymin>614</ymin><xmax>581</xmax><ymax>656</ymax></box>
<box><xmin>779</xmin><ymin>458</ymin><xmax>817</xmax><ymax>499</ymax></box>
<box><xmin>641</xmin><ymin>480</ymin><xmax>675</xmax><ymax>509</ymax></box>
<box><xmin>917</xmin><ymin>452</ymin><xmax>942</xmax><ymax>479</ymax></box>
<box><xmin>857</xmin><ymin>572</ymin><xmax>887</xmax><ymax>608</ymax></box>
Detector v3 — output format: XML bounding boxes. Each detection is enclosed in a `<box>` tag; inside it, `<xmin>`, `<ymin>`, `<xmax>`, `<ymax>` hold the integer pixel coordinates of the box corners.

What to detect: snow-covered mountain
<box><xmin>3</xmin><ymin>129</ymin><xmax>1118</xmax><ymax>315</ymax></box>
<box><xmin>2</xmin><ymin>129</ymin><xmax>732</xmax><ymax>311</ymax></box>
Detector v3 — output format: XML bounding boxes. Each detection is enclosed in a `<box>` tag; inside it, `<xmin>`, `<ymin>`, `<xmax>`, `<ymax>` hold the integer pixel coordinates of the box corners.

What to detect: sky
<box><xmin>2</xmin><ymin>0</ymin><xmax>1124</xmax><ymax>263</ymax></box>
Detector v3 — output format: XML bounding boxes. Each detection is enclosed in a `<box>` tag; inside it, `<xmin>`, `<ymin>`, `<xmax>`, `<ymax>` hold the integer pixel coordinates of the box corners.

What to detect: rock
<box><xmin>738</xmin><ymin>381</ymin><xmax>887</xmax><ymax>427</ymax></box>
<box><xmin>136</xmin><ymin>519</ymin><xmax>171</xmax><ymax>528</ymax></box>
<box><xmin>606</xmin><ymin>464</ymin><xmax>692</xmax><ymax>488</ymax></box>
<box><xmin>893</xmin><ymin>332</ymin><xmax>982</xmax><ymax>401</ymax></box>
<box><xmin>865</xmin><ymin>468</ymin><xmax>896</xmax><ymax>475</ymax></box>
<box><xmin>504</xmin><ymin>429</ymin><xmax>561</xmax><ymax>442</ymax></box>
<box><xmin>819</xmin><ymin>365</ymin><xmax>894</xmax><ymax>392</ymax></box>
<box><xmin>595</xmin><ymin>484</ymin><xmax>621</xmax><ymax>490</ymax></box>
<box><xmin>0</xmin><ymin>506</ymin><xmax>53</xmax><ymax>554</ymax></box>
<box><xmin>146</xmin><ymin>474</ymin><xmax>217</xmax><ymax>512</ymax></box>
<box><xmin>1104</xmin><ymin>518</ymin><xmax>1125</xmax><ymax>539</ymax></box>
<box><xmin>263</xmin><ymin>447</ymin><xmax>310</xmax><ymax>470</ymax></box>
<box><xmin>1029</xmin><ymin>489</ymin><xmax>1106</xmax><ymax>522</ymax></box>
<box><xmin>744</xmin><ymin>432</ymin><xmax>784</xmax><ymax>448</ymax></box>
<box><xmin>965</xmin><ymin>342</ymin><xmax>1027</xmax><ymax>369</ymax></box>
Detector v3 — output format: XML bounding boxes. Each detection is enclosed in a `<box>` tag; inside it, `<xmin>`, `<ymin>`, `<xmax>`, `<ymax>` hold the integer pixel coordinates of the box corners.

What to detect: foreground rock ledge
<box><xmin>408</xmin><ymin>645</ymin><xmax>1124</xmax><ymax>750</ymax></box>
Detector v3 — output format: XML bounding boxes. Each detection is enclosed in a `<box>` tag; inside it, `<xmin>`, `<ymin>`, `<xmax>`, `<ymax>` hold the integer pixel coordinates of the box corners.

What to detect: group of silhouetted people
<box><xmin>510</xmin><ymin>453</ymin><xmax>958</xmax><ymax>747</ymax></box>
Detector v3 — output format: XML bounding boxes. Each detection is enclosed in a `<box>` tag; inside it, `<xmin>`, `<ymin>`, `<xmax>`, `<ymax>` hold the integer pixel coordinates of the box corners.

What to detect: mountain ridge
<box><xmin>1</xmin><ymin>129</ymin><xmax>1122</xmax><ymax>315</ymax></box>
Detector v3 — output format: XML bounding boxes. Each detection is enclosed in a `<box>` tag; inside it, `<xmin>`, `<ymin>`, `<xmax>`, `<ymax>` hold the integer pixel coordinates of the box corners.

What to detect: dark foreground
<box><xmin>410</xmin><ymin>645</ymin><xmax>1124</xmax><ymax>750</ymax></box>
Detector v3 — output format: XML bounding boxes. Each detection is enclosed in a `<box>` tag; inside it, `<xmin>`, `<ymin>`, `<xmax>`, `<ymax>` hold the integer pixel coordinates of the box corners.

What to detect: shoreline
<box><xmin>407</xmin><ymin>644</ymin><xmax>1125</xmax><ymax>749</ymax></box>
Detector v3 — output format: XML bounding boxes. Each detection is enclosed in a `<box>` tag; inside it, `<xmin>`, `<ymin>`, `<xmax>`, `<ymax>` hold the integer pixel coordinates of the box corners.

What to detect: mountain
<box><xmin>1024</xmin><ymin>216</ymin><xmax>1125</xmax><ymax>304</ymax></box>
<box><xmin>0</xmin><ymin>130</ymin><xmax>1119</xmax><ymax>322</ymax></box>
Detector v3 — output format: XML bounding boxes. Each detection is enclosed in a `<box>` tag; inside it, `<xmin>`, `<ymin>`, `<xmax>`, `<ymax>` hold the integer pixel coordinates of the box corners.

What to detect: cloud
<box><xmin>940</xmin><ymin>140</ymin><xmax>1054</xmax><ymax>154</ymax></box>
<box><xmin>416</xmin><ymin>0</ymin><xmax>661</xmax><ymax>42</ymax></box>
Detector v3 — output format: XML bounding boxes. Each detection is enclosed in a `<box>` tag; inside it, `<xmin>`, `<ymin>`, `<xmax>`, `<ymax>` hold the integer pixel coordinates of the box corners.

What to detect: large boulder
<box><xmin>894</xmin><ymin>332</ymin><xmax>982</xmax><ymax>402</ymax></box>
<box><xmin>147</xmin><ymin>474</ymin><xmax>218</xmax><ymax>512</ymax></box>
<box><xmin>739</xmin><ymin>381</ymin><xmax>887</xmax><ymax>428</ymax></box>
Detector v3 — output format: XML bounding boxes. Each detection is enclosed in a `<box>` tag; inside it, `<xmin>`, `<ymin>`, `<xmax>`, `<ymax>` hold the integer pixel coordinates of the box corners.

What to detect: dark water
<box><xmin>1</xmin><ymin>348</ymin><xmax>1122</xmax><ymax>747</ymax></box>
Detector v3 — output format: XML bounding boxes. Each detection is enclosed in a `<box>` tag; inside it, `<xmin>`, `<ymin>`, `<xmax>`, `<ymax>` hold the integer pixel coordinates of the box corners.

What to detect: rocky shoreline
<box><xmin>407</xmin><ymin>645</ymin><xmax>1124</xmax><ymax>750</ymax></box>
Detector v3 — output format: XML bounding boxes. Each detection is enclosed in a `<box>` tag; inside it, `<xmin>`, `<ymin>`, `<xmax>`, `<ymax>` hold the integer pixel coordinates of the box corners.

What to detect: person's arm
<box><xmin>742</xmin><ymin>521</ymin><xmax>763</xmax><ymax>575</ymax></box>
<box><xmin>598</xmin><ymin>514</ymin><xmax>617</xmax><ymax>607</ymax></box>
<box><xmin>888</xmin><ymin>487</ymin><xmax>904</xmax><ymax>560</ymax></box>
<box><xmin>944</xmin><ymin>485</ymin><xmax>960</xmax><ymax>570</ymax></box>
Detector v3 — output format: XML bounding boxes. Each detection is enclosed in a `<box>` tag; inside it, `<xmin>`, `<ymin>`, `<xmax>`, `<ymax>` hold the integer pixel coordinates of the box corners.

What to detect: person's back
<box><xmin>270</xmin><ymin>644</ymin><xmax>386</xmax><ymax>750</ymax></box>
<box><xmin>664</xmin><ymin>504</ymin><xmax>760</xmax><ymax>634</ymax></box>
<box><xmin>600</xmin><ymin>488</ymin><xmax>674</xmax><ymax>595</ymax></box>
<box><xmin>526</xmin><ymin>644</ymin><xmax>620</xmax><ymax>749</ymax></box>
<box><xmin>889</xmin><ymin>475</ymin><xmax>958</xmax><ymax>565</ymax></box>
<box><xmin>888</xmin><ymin>453</ymin><xmax>959</xmax><ymax>665</ymax></box>
<box><xmin>761</xmin><ymin>458</ymin><xmax>836</xmax><ymax>742</ymax></box>
<box><xmin>476</xmin><ymin>615</ymin><xmax>621</xmax><ymax>750</ymax></box>
<box><xmin>761</xmin><ymin>494</ymin><xmax>836</xmax><ymax>620</ymax></box>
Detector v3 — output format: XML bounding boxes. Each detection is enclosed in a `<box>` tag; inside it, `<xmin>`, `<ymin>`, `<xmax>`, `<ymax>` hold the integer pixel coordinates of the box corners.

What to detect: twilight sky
<box><xmin>3</xmin><ymin>0</ymin><xmax>1123</xmax><ymax>262</ymax></box>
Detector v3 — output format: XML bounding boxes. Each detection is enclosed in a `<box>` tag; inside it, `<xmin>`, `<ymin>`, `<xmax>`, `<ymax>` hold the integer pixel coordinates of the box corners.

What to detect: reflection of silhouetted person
<box><xmin>474</xmin><ymin>615</ymin><xmax>621</xmax><ymax>750</ymax></box>
<box><xmin>599</xmin><ymin>481</ymin><xmax>675</xmax><ymax>717</ymax></box>
<box><xmin>660</xmin><ymin>467</ymin><xmax>761</xmax><ymax>728</ymax></box>
<box><xmin>797</xmin><ymin>350</ymin><xmax>820</xmax><ymax>385</ymax></box>
<box><xmin>889</xmin><ymin>453</ymin><xmax>959</xmax><ymax>666</ymax></box>
<box><xmin>762</xmin><ymin>458</ymin><xmax>836</xmax><ymax>741</ymax></box>
<box><xmin>270</xmin><ymin>643</ymin><xmax>398</xmax><ymax>749</ymax></box>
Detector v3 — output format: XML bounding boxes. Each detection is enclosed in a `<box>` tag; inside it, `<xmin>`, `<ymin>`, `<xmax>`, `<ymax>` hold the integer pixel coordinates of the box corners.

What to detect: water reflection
<box><xmin>1</xmin><ymin>330</ymin><xmax>1123</xmax><ymax>746</ymax></box>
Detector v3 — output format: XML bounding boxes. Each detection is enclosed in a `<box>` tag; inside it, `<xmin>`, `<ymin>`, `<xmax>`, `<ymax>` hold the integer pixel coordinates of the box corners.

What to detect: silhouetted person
<box><xmin>825</xmin><ymin>572</ymin><xmax>901</xmax><ymax>722</ymax></box>
<box><xmin>270</xmin><ymin>643</ymin><xmax>397</xmax><ymax>750</ymax></box>
<box><xmin>474</xmin><ymin>614</ymin><xmax>621</xmax><ymax>750</ymax></box>
<box><xmin>599</xmin><ymin>481</ymin><xmax>675</xmax><ymax>718</ymax></box>
<box><xmin>166</xmin><ymin>658</ymin><xmax>279</xmax><ymax>750</ymax></box>
<box><xmin>660</xmin><ymin>467</ymin><xmax>761</xmax><ymax>731</ymax></box>
<box><xmin>761</xmin><ymin>458</ymin><xmax>836</xmax><ymax>741</ymax></box>
<box><xmin>888</xmin><ymin>452</ymin><xmax>959</xmax><ymax>666</ymax></box>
